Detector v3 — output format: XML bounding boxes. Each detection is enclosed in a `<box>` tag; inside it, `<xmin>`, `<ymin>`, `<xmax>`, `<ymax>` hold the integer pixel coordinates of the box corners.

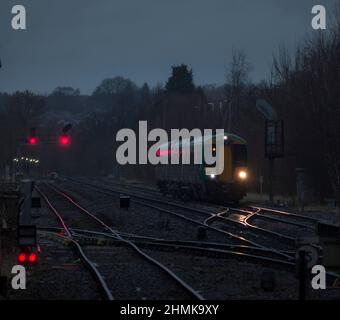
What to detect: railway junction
<box><xmin>1</xmin><ymin>176</ymin><xmax>340</xmax><ymax>300</ymax></box>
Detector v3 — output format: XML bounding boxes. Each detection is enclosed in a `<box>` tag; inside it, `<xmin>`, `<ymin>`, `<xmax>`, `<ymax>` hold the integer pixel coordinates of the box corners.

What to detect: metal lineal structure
<box><xmin>256</xmin><ymin>99</ymin><xmax>284</xmax><ymax>203</ymax></box>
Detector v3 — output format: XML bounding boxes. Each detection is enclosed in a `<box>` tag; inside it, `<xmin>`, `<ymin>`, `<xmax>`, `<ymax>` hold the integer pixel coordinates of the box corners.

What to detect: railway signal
<box><xmin>59</xmin><ymin>124</ymin><xmax>72</xmax><ymax>146</ymax></box>
<box><xmin>17</xmin><ymin>251</ymin><xmax>38</xmax><ymax>265</ymax></box>
<box><xmin>27</xmin><ymin>128</ymin><xmax>38</xmax><ymax>145</ymax></box>
<box><xmin>18</xmin><ymin>252</ymin><xmax>26</xmax><ymax>263</ymax></box>
<box><xmin>59</xmin><ymin>134</ymin><xmax>70</xmax><ymax>146</ymax></box>
<box><xmin>25</xmin><ymin>124</ymin><xmax>73</xmax><ymax>147</ymax></box>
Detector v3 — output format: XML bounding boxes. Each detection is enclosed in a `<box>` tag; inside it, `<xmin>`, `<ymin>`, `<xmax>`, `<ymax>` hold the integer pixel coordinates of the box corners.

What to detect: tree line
<box><xmin>1</xmin><ymin>19</ymin><xmax>340</xmax><ymax>205</ymax></box>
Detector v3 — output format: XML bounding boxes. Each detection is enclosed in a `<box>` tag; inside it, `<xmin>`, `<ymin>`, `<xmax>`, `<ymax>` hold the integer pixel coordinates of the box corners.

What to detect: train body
<box><xmin>155</xmin><ymin>132</ymin><xmax>248</xmax><ymax>203</ymax></box>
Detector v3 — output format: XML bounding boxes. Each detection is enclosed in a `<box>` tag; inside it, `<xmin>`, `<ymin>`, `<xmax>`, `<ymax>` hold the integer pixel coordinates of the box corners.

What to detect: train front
<box><xmin>204</xmin><ymin>134</ymin><xmax>248</xmax><ymax>202</ymax></box>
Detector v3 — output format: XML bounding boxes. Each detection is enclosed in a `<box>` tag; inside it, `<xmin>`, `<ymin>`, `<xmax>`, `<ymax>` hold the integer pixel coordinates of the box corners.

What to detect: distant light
<box><xmin>18</xmin><ymin>252</ymin><xmax>26</xmax><ymax>263</ymax></box>
<box><xmin>59</xmin><ymin>134</ymin><xmax>70</xmax><ymax>146</ymax></box>
<box><xmin>210</xmin><ymin>174</ymin><xmax>215</xmax><ymax>179</ymax></box>
<box><xmin>28</xmin><ymin>136</ymin><xmax>37</xmax><ymax>145</ymax></box>
<box><xmin>238</xmin><ymin>171</ymin><xmax>247</xmax><ymax>179</ymax></box>
<box><xmin>28</xmin><ymin>252</ymin><xmax>37</xmax><ymax>264</ymax></box>
<box><xmin>224</xmin><ymin>136</ymin><xmax>228</xmax><ymax>140</ymax></box>
<box><xmin>25</xmin><ymin>158</ymin><xmax>29</xmax><ymax>161</ymax></box>
<box><xmin>21</xmin><ymin>157</ymin><xmax>24</xmax><ymax>160</ymax></box>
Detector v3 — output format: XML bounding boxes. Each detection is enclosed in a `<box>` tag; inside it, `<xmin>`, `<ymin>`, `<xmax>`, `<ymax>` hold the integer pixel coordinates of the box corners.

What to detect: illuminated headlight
<box><xmin>210</xmin><ymin>174</ymin><xmax>216</xmax><ymax>179</ymax></box>
<box><xmin>238</xmin><ymin>171</ymin><xmax>247</xmax><ymax>179</ymax></box>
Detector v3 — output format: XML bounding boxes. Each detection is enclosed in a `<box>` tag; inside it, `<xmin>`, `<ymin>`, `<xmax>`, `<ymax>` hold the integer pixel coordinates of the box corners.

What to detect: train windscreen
<box><xmin>233</xmin><ymin>144</ymin><xmax>247</xmax><ymax>162</ymax></box>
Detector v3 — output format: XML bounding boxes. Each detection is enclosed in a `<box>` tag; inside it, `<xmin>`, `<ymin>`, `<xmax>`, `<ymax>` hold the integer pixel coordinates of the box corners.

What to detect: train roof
<box><xmin>223</xmin><ymin>133</ymin><xmax>247</xmax><ymax>144</ymax></box>
<box><xmin>158</xmin><ymin>132</ymin><xmax>247</xmax><ymax>151</ymax></box>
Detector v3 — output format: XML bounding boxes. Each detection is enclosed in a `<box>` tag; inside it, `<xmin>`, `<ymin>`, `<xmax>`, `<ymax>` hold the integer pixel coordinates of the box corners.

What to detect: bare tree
<box><xmin>223</xmin><ymin>48</ymin><xmax>251</xmax><ymax>130</ymax></box>
<box><xmin>272</xmin><ymin>19</ymin><xmax>340</xmax><ymax>221</ymax></box>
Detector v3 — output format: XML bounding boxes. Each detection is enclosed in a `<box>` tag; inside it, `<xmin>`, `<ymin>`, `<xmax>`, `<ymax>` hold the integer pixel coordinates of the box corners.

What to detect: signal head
<box><xmin>59</xmin><ymin>134</ymin><xmax>70</xmax><ymax>146</ymax></box>
<box><xmin>28</xmin><ymin>136</ymin><xmax>38</xmax><ymax>145</ymax></box>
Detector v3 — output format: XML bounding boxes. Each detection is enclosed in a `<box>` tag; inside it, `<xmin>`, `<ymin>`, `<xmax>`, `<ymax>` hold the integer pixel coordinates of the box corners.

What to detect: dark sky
<box><xmin>0</xmin><ymin>0</ymin><xmax>335</xmax><ymax>94</ymax></box>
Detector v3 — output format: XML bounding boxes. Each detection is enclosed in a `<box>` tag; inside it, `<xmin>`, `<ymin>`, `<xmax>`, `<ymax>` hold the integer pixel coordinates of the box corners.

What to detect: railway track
<box><xmin>36</xmin><ymin>185</ymin><xmax>114</xmax><ymax>300</ymax></box>
<box><xmin>96</xmin><ymin>178</ymin><xmax>324</xmax><ymax>226</ymax></box>
<box><xmin>37</xmin><ymin>182</ymin><xmax>205</xmax><ymax>300</ymax></box>
<box><xmin>39</xmin><ymin>227</ymin><xmax>294</xmax><ymax>264</ymax></box>
<box><xmin>39</xmin><ymin>225</ymin><xmax>293</xmax><ymax>256</ymax></box>
<box><xmin>95</xmin><ymin>180</ymin><xmax>300</xmax><ymax>242</ymax></box>
<box><xmin>88</xmin><ymin>178</ymin><xmax>340</xmax><ymax>282</ymax></box>
<box><xmin>62</xmin><ymin>178</ymin><xmax>297</xmax><ymax>265</ymax></box>
<box><xmin>93</xmin><ymin>178</ymin><xmax>319</xmax><ymax>231</ymax></box>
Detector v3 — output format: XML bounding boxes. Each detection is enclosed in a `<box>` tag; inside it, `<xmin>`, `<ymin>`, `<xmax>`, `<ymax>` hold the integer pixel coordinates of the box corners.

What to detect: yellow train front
<box><xmin>155</xmin><ymin>133</ymin><xmax>248</xmax><ymax>203</ymax></box>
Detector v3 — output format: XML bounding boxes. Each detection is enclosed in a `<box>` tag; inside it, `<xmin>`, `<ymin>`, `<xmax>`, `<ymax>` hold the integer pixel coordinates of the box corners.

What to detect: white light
<box><xmin>210</xmin><ymin>174</ymin><xmax>215</xmax><ymax>179</ymax></box>
<box><xmin>238</xmin><ymin>171</ymin><xmax>247</xmax><ymax>179</ymax></box>
<box><xmin>224</xmin><ymin>136</ymin><xmax>228</xmax><ymax>140</ymax></box>
<box><xmin>25</xmin><ymin>158</ymin><xmax>29</xmax><ymax>161</ymax></box>
<box><xmin>21</xmin><ymin>157</ymin><xmax>24</xmax><ymax>160</ymax></box>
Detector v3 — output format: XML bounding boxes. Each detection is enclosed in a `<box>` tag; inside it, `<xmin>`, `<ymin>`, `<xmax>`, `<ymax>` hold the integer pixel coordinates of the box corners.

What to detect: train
<box><xmin>155</xmin><ymin>132</ymin><xmax>248</xmax><ymax>203</ymax></box>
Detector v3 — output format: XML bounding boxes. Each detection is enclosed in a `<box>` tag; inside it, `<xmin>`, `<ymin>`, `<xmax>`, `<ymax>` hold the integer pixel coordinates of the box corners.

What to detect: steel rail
<box><xmin>44</xmin><ymin>183</ymin><xmax>205</xmax><ymax>300</ymax></box>
<box><xmin>251</xmin><ymin>206</ymin><xmax>321</xmax><ymax>222</ymax></box>
<box><xmin>88</xmin><ymin>179</ymin><xmax>299</xmax><ymax>245</ymax></box>
<box><xmin>71</xmin><ymin>233</ymin><xmax>295</xmax><ymax>268</ymax></box>
<box><xmin>60</xmin><ymin>178</ymin><xmax>340</xmax><ymax>281</ymax></box>
<box><xmin>203</xmin><ymin>208</ymin><xmax>296</xmax><ymax>244</ymax></box>
<box><xmin>37</xmin><ymin>226</ymin><xmax>294</xmax><ymax>256</ymax></box>
<box><xmin>97</xmin><ymin>179</ymin><xmax>318</xmax><ymax>229</ymax></box>
<box><xmin>64</xmin><ymin>179</ymin><xmax>295</xmax><ymax>262</ymax></box>
<box><xmin>35</xmin><ymin>186</ymin><xmax>114</xmax><ymax>300</ymax></box>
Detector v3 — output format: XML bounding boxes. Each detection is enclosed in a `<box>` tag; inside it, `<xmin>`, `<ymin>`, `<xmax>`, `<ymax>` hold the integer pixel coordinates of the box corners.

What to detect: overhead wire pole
<box><xmin>256</xmin><ymin>100</ymin><xmax>284</xmax><ymax>204</ymax></box>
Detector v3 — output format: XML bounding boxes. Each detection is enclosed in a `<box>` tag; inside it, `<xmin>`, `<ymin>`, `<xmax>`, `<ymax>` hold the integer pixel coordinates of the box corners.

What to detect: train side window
<box><xmin>233</xmin><ymin>144</ymin><xmax>247</xmax><ymax>162</ymax></box>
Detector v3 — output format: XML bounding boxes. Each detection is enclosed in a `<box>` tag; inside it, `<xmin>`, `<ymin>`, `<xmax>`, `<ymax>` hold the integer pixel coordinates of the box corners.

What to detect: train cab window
<box><xmin>233</xmin><ymin>144</ymin><xmax>247</xmax><ymax>162</ymax></box>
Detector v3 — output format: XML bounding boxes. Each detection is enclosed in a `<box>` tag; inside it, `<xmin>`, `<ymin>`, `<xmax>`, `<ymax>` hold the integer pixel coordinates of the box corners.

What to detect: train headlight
<box><xmin>210</xmin><ymin>174</ymin><xmax>216</xmax><ymax>179</ymax></box>
<box><xmin>238</xmin><ymin>171</ymin><xmax>247</xmax><ymax>179</ymax></box>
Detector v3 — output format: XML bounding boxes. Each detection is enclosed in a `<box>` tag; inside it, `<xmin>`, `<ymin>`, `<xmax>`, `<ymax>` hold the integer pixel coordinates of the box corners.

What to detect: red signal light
<box><xmin>28</xmin><ymin>252</ymin><xmax>37</xmax><ymax>263</ymax></box>
<box><xmin>18</xmin><ymin>252</ymin><xmax>26</xmax><ymax>263</ymax></box>
<box><xmin>59</xmin><ymin>134</ymin><xmax>70</xmax><ymax>146</ymax></box>
<box><xmin>28</xmin><ymin>137</ymin><xmax>38</xmax><ymax>145</ymax></box>
<box><xmin>28</xmin><ymin>128</ymin><xmax>38</xmax><ymax>145</ymax></box>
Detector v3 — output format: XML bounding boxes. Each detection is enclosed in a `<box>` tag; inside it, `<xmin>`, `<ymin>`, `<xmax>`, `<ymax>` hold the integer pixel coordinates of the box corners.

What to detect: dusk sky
<box><xmin>0</xmin><ymin>0</ymin><xmax>335</xmax><ymax>94</ymax></box>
